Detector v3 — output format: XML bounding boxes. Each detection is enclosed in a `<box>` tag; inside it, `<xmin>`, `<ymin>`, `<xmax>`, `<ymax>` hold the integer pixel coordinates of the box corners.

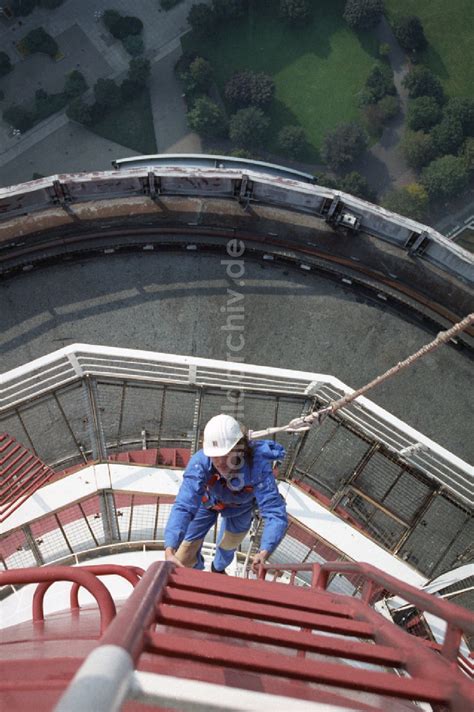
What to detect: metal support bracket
<box><xmin>50</xmin><ymin>180</ymin><xmax>77</xmax><ymax>218</ymax></box>
<box><xmin>147</xmin><ymin>172</ymin><xmax>160</xmax><ymax>200</ymax></box>
<box><xmin>407</xmin><ymin>231</ymin><xmax>429</xmax><ymax>255</ymax></box>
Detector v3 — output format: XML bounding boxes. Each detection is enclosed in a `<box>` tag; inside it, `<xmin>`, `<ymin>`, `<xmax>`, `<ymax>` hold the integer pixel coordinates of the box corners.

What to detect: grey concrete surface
<box><xmin>0</xmin><ymin>24</ymin><xmax>113</xmax><ymax>105</ymax></box>
<box><xmin>361</xmin><ymin>16</ymin><xmax>415</xmax><ymax>194</ymax></box>
<box><xmin>150</xmin><ymin>42</ymin><xmax>202</xmax><ymax>154</ymax></box>
<box><xmin>0</xmin><ymin>251</ymin><xmax>472</xmax><ymax>462</ymax></box>
<box><xmin>0</xmin><ymin>0</ymin><xmax>201</xmax><ymax>178</ymax></box>
<box><xmin>0</xmin><ymin>120</ymin><xmax>140</xmax><ymax>185</ymax></box>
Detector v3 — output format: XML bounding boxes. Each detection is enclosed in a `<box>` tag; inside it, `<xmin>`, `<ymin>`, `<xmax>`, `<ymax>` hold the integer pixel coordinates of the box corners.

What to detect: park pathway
<box><xmin>149</xmin><ymin>38</ymin><xmax>201</xmax><ymax>154</ymax></box>
<box><xmin>0</xmin><ymin>0</ymin><xmax>200</xmax><ymax>180</ymax></box>
<box><xmin>354</xmin><ymin>17</ymin><xmax>415</xmax><ymax>196</ymax></box>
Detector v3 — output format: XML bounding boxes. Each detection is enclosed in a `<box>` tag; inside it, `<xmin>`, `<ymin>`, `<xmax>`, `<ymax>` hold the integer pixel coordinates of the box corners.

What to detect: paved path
<box><xmin>354</xmin><ymin>17</ymin><xmax>414</xmax><ymax>197</ymax></box>
<box><xmin>0</xmin><ymin>0</ymin><xmax>202</xmax><ymax>180</ymax></box>
<box><xmin>149</xmin><ymin>40</ymin><xmax>202</xmax><ymax>154</ymax></box>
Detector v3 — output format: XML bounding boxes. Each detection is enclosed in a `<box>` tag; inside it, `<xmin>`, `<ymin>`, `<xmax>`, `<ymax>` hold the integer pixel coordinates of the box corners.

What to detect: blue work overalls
<box><xmin>164</xmin><ymin>440</ymin><xmax>288</xmax><ymax>570</ymax></box>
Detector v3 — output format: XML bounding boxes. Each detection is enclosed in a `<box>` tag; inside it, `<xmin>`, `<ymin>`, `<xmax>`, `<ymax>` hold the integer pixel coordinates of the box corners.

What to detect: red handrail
<box><xmin>33</xmin><ymin>565</ymin><xmax>141</xmax><ymax>614</ymax></box>
<box><xmin>68</xmin><ymin>564</ymin><xmax>144</xmax><ymax>609</ymax></box>
<box><xmin>259</xmin><ymin>560</ymin><xmax>474</xmax><ymax>661</ymax></box>
<box><xmin>0</xmin><ymin>566</ymin><xmax>116</xmax><ymax>634</ymax></box>
<box><xmin>100</xmin><ymin>561</ymin><xmax>173</xmax><ymax>661</ymax></box>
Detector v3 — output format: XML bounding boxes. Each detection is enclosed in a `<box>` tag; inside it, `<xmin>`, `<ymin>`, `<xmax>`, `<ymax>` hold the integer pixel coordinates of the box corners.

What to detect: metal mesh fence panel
<box><xmin>113</xmin><ymin>384</ymin><xmax>166</xmax><ymax>448</ymax></box>
<box><xmin>57</xmin><ymin>503</ymin><xmax>96</xmax><ymax>553</ymax></box>
<box><xmin>381</xmin><ymin>471</ymin><xmax>432</xmax><ymax>523</ymax></box>
<box><xmin>95</xmin><ymin>382</ymin><xmax>123</xmax><ymax>450</ymax></box>
<box><xmin>354</xmin><ymin>453</ymin><xmax>400</xmax><ymax>501</ymax></box>
<box><xmin>114</xmin><ymin>492</ymin><xmax>133</xmax><ymax>541</ymax></box>
<box><xmin>0</xmin><ymin>528</ymin><xmax>36</xmax><ymax>568</ymax></box>
<box><xmin>423</xmin><ymin>508</ymin><xmax>473</xmax><ymax>578</ymax></box>
<box><xmin>398</xmin><ymin>494</ymin><xmax>471</xmax><ymax>576</ymax></box>
<box><xmin>1</xmin><ymin>397</ymin><xmax>78</xmax><ymax>468</ymax></box>
<box><xmin>30</xmin><ymin>515</ymin><xmax>71</xmax><ymax>563</ymax></box>
<box><xmin>297</xmin><ymin>422</ymin><xmax>370</xmax><ymax>497</ymax></box>
<box><xmin>55</xmin><ymin>384</ymin><xmax>93</xmax><ymax>464</ymax></box>
<box><xmin>341</xmin><ymin>493</ymin><xmax>406</xmax><ymax>550</ymax></box>
<box><xmin>129</xmin><ymin>494</ymin><xmax>158</xmax><ymax>541</ymax></box>
<box><xmin>0</xmin><ymin>413</ymin><xmax>32</xmax><ymax>455</ymax></box>
<box><xmin>355</xmin><ymin>453</ymin><xmax>432</xmax><ymax>524</ymax></box>
<box><xmin>155</xmin><ymin>501</ymin><xmax>174</xmax><ymax>541</ymax></box>
<box><xmin>269</xmin><ymin>534</ymin><xmax>310</xmax><ymax>565</ymax></box>
<box><xmin>198</xmin><ymin>392</ymin><xmax>230</xmax><ymax>436</ymax></box>
<box><xmin>156</xmin><ymin>388</ymin><xmax>195</xmax><ymax>445</ymax></box>
<box><xmin>80</xmin><ymin>496</ymin><xmax>106</xmax><ymax>545</ymax></box>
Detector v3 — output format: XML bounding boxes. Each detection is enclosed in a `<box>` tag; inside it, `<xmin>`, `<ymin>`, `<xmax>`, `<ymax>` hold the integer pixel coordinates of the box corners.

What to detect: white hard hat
<box><xmin>203</xmin><ymin>414</ymin><xmax>243</xmax><ymax>456</ymax></box>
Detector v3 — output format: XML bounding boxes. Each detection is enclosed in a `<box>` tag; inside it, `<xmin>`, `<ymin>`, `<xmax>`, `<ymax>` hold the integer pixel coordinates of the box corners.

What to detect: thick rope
<box><xmin>249</xmin><ymin>313</ymin><xmax>474</xmax><ymax>440</ymax></box>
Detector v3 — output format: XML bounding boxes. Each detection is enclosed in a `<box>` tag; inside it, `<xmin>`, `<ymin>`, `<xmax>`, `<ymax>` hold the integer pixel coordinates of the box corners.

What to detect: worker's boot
<box><xmin>211</xmin><ymin>562</ymin><xmax>227</xmax><ymax>575</ymax></box>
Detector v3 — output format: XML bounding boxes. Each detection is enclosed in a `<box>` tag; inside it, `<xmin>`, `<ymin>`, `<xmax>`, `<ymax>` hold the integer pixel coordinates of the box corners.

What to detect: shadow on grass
<box><xmin>88</xmin><ymin>90</ymin><xmax>157</xmax><ymax>154</ymax></box>
<box><xmin>268</xmin><ymin>98</ymin><xmax>321</xmax><ymax>162</ymax></box>
<box><xmin>355</xmin><ymin>28</ymin><xmax>381</xmax><ymax>60</ymax></box>
<box><xmin>420</xmin><ymin>44</ymin><xmax>450</xmax><ymax>81</ymax></box>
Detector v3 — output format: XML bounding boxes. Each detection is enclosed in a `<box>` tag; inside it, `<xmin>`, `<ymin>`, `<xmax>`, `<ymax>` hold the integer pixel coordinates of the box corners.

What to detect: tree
<box><xmin>120</xmin><ymin>78</ymin><xmax>143</xmax><ymax>100</ymax></box>
<box><xmin>443</xmin><ymin>97</ymin><xmax>474</xmax><ymax>137</ymax></box>
<box><xmin>10</xmin><ymin>0</ymin><xmax>37</xmax><ymax>16</ymax></box>
<box><xmin>406</xmin><ymin>96</ymin><xmax>441</xmax><ymax>132</ymax></box>
<box><xmin>0</xmin><ymin>52</ymin><xmax>12</xmax><ymax>78</ymax></box>
<box><xmin>189</xmin><ymin>57</ymin><xmax>213</xmax><ymax>91</ymax></box>
<box><xmin>230</xmin><ymin>148</ymin><xmax>253</xmax><ymax>158</ymax></box>
<box><xmin>378</xmin><ymin>94</ymin><xmax>399</xmax><ymax>120</ymax></box>
<box><xmin>363</xmin><ymin>62</ymin><xmax>395</xmax><ymax>103</ymax></box>
<box><xmin>401</xmin><ymin>130</ymin><xmax>435</xmax><ymax>170</ymax></box>
<box><xmin>229</xmin><ymin>107</ymin><xmax>270</xmax><ymax>149</ymax></box>
<box><xmin>188</xmin><ymin>3</ymin><xmax>217</xmax><ymax>36</ymax></box>
<box><xmin>362</xmin><ymin>95</ymin><xmax>399</xmax><ymax>136</ymax></box>
<box><xmin>103</xmin><ymin>10</ymin><xmax>121</xmax><ymax>34</ymax></box>
<box><xmin>343</xmin><ymin>0</ymin><xmax>384</xmax><ymax>30</ymax></box>
<box><xmin>392</xmin><ymin>15</ymin><xmax>427</xmax><ymax>52</ymax></box>
<box><xmin>3</xmin><ymin>105</ymin><xmax>35</xmax><ymax>132</ymax></box>
<box><xmin>431</xmin><ymin>116</ymin><xmax>464</xmax><ymax>156</ymax></box>
<box><xmin>115</xmin><ymin>16</ymin><xmax>143</xmax><ymax>39</ymax></box>
<box><xmin>64</xmin><ymin>70</ymin><xmax>87</xmax><ymax>99</ymax></box>
<box><xmin>22</xmin><ymin>27</ymin><xmax>59</xmax><ymax>58</ymax></box>
<box><xmin>279</xmin><ymin>0</ymin><xmax>312</xmax><ymax>25</ymax></box>
<box><xmin>461</xmin><ymin>137</ymin><xmax>474</xmax><ymax>174</ymax></box>
<box><xmin>365</xmin><ymin>62</ymin><xmax>397</xmax><ymax>101</ymax></box>
<box><xmin>421</xmin><ymin>155</ymin><xmax>468</xmax><ymax>201</ymax></box>
<box><xmin>339</xmin><ymin>171</ymin><xmax>376</xmax><ymax>201</ymax></box>
<box><xmin>122</xmin><ymin>35</ymin><xmax>144</xmax><ymax>56</ymax></box>
<box><xmin>225</xmin><ymin>71</ymin><xmax>274</xmax><ymax>108</ymax></box>
<box><xmin>33</xmin><ymin>88</ymin><xmax>67</xmax><ymax>121</ymax></box>
<box><xmin>382</xmin><ymin>183</ymin><xmax>429</xmax><ymax>221</ymax></box>
<box><xmin>94</xmin><ymin>78</ymin><xmax>122</xmax><ymax>109</ymax></box>
<box><xmin>321</xmin><ymin>121</ymin><xmax>368</xmax><ymax>170</ymax></box>
<box><xmin>314</xmin><ymin>172</ymin><xmax>339</xmax><ymax>189</ymax></box>
<box><xmin>187</xmin><ymin>96</ymin><xmax>227</xmax><ymax>138</ymax></box>
<box><xmin>40</xmin><ymin>0</ymin><xmax>65</xmax><ymax>8</ymax></box>
<box><xmin>402</xmin><ymin>67</ymin><xmax>444</xmax><ymax>103</ymax></box>
<box><xmin>127</xmin><ymin>57</ymin><xmax>151</xmax><ymax>87</ymax></box>
<box><xmin>66</xmin><ymin>97</ymin><xmax>93</xmax><ymax>125</ymax></box>
<box><xmin>277</xmin><ymin>125</ymin><xmax>307</xmax><ymax>159</ymax></box>
<box><xmin>211</xmin><ymin>0</ymin><xmax>248</xmax><ymax>20</ymax></box>
<box><xmin>103</xmin><ymin>11</ymin><xmax>143</xmax><ymax>40</ymax></box>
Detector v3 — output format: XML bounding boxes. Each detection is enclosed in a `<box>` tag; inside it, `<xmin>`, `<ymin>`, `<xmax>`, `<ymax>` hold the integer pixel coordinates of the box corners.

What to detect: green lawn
<box><xmin>384</xmin><ymin>0</ymin><xmax>474</xmax><ymax>99</ymax></box>
<box><xmin>183</xmin><ymin>0</ymin><xmax>379</xmax><ymax>159</ymax></box>
<box><xmin>89</xmin><ymin>90</ymin><xmax>157</xmax><ymax>154</ymax></box>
